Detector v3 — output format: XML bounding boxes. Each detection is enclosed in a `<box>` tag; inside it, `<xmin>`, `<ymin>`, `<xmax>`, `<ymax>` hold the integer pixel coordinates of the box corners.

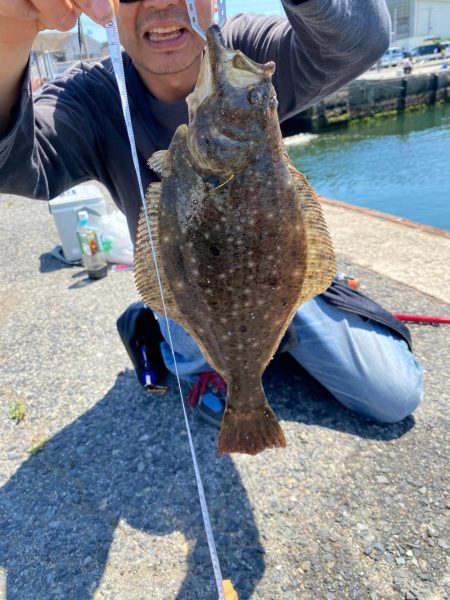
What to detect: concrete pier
<box><xmin>1</xmin><ymin>189</ymin><xmax>449</xmax><ymax>599</ymax></box>
<box><xmin>284</xmin><ymin>62</ymin><xmax>450</xmax><ymax>133</ymax></box>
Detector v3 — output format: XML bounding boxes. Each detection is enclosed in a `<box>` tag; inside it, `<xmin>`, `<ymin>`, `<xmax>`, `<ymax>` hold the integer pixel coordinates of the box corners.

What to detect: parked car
<box><xmin>379</xmin><ymin>47</ymin><xmax>404</xmax><ymax>68</ymax></box>
<box><xmin>411</xmin><ymin>43</ymin><xmax>444</xmax><ymax>62</ymax></box>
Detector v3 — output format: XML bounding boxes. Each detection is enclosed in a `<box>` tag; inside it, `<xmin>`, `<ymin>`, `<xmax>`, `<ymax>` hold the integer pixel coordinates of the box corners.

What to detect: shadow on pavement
<box><xmin>39</xmin><ymin>251</ymin><xmax>110</xmax><ymax>289</ymax></box>
<box><xmin>0</xmin><ymin>358</ymin><xmax>414</xmax><ymax>599</ymax></box>
<box><xmin>263</xmin><ymin>353</ymin><xmax>415</xmax><ymax>441</ymax></box>
<box><xmin>0</xmin><ymin>371</ymin><xmax>263</xmax><ymax>600</ymax></box>
<box><xmin>39</xmin><ymin>249</ymin><xmax>79</xmax><ymax>274</ymax></box>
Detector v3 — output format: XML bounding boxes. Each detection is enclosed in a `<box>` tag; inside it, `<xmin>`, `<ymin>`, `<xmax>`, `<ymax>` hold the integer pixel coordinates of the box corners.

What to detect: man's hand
<box><xmin>0</xmin><ymin>0</ymin><xmax>118</xmax><ymax>136</ymax></box>
<box><xmin>0</xmin><ymin>0</ymin><xmax>119</xmax><ymax>46</ymax></box>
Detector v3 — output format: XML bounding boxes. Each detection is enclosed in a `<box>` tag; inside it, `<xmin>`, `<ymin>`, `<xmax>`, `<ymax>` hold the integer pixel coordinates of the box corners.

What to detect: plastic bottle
<box><xmin>76</xmin><ymin>210</ymin><xmax>108</xmax><ymax>280</ymax></box>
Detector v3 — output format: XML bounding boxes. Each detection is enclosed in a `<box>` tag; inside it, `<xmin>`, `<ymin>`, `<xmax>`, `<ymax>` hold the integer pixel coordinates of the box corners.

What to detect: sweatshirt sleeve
<box><xmin>0</xmin><ymin>62</ymin><xmax>108</xmax><ymax>200</ymax></box>
<box><xmin>224</xmin><ymin>0</ymin><xmax>391</xmax><ymax>121</ymax></box>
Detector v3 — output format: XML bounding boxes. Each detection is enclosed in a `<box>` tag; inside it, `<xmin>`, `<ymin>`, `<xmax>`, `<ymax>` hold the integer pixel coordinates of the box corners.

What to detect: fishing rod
<box><xmin>338</xmin><ymin>276</ymin><xmax>450</xmax><ymax>325</ymax></box>
<box><xmin>393</xmin><ymin>314</ymin><xmax>450</xmax><ymax>325</ymax></box>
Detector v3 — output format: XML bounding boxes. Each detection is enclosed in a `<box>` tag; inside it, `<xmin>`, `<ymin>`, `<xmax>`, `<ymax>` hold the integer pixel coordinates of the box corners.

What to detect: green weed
<box><xmin>8</xmin><ymin>400</ymin><xmax>27</xmax><ymax>423</ymax></box>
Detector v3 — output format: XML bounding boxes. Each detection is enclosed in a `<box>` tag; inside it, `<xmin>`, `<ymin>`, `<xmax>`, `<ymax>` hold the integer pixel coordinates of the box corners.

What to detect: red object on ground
<box><xmin>393</xmin><ymin>314</ymin><xmax>450</xmax><ymax>324</ymax></box>
<box><xmin>187</xmin><ymin>370</ymin><xmax>227</xmax><ymax>407</ymax></box>
<box><xmin>346</xmin><ymin>277</ymin><xmax>359</xmax><ymax>289</ymax></box>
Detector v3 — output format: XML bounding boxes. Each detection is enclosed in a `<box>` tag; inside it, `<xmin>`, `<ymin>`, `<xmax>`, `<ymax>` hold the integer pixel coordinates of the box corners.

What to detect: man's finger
<box><xmin>0</xmin><ymin>0</ymin><xmax>39</xmax><ymax>21</ymax></box>
<box><xmin>59</xmin><ymin>8</ymin><xmax>81</xmax><ymax>31</ymax></box>
<box><xmin>73</xmin><ymin>0</ymin><xmax>117</xmax><ymax>24</ymax></box>
<box><xmin>28</xmin><ymin>0</ymin><xmax>77</xmax><ymax>31</ymax></box>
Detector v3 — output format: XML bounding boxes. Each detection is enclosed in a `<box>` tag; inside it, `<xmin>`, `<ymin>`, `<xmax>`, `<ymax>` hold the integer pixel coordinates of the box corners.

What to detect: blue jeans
<box><xmin>156</xmin><ymin>296</ymin><xmax>423</xmax><ymax>424</ymax></box>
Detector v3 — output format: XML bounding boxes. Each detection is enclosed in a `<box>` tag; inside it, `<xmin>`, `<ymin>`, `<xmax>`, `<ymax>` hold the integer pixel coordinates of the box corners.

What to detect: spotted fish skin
<box><xmin>134</xmin><ymin>25</ymin><xmax>336</xmax><ymax>455</ymax></box>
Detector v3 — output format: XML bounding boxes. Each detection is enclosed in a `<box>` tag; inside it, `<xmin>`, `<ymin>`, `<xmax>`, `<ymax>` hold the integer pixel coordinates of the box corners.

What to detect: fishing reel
<box><xmin>185</xmin><ymin>0</ymin><xmax>226</xmax><ymax>40</ymax></box>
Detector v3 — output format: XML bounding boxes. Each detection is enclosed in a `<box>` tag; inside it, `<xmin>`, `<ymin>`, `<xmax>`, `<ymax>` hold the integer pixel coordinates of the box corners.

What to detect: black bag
<box><xmin>321</xmin><ymin>278</ymin><xmax>412</xmax><ymax>350</ymax></box>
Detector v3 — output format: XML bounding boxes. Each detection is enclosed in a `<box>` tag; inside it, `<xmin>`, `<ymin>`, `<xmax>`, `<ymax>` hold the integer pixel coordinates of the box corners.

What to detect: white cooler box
<box><xmin>49</xmin><ymin>184</ymin><xmax>107</xmax><ymax>261</ymax></box>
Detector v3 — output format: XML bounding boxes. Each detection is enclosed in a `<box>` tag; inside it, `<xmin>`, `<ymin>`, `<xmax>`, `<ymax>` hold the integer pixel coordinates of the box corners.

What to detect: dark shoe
<box><xmin>187</xmin><ymin>371</ymin><xmax>227</xmax><ymax>429</ymax></box>
<box><xmin>116</xmin><ymin>302</ymin><xmax>167</xmax><ymax>391</ymax></box>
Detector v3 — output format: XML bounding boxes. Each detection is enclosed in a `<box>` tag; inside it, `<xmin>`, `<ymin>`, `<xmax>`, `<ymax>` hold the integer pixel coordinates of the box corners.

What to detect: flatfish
<box><xmin>134</xmin><ymin>25</ymin><xmax>335</xmax><ymax>455</ymax></box>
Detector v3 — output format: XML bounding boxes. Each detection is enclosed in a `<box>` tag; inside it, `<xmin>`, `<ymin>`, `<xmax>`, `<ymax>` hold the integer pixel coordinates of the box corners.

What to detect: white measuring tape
<box><xmin>105</xmin><ymin>13</ymin><xmax>226</xmax><ymax>600</ymax></box>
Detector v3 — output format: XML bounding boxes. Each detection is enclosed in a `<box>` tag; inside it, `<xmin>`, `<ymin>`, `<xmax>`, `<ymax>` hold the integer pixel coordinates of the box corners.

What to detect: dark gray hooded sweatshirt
<box><xmin>0</xmin><ymin>0</ymin><xmax>390</xmax><ymax>241</ymax></box>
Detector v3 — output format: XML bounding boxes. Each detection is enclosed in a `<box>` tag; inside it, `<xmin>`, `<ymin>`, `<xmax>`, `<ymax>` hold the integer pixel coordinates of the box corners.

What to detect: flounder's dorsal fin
<box><xmin>285</xmin><ymin>153</ymin><xmax>336</xmax><ymax>303</ymax></box>
<box><xmin>148</xmin><ymin>150</ymin><xmax>170</xmax><ymax>177</ymax></box>
<box><xmin>134</xmin><ymin>181</ymin><xmax>183</xmax><ymax>322</ymax></box>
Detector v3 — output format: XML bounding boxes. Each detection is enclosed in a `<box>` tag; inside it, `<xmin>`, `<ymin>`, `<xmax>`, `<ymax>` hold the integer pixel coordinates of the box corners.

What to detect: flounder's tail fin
<box><xmin>218</xmin><ymin>386</ymin><xmax>286</xmax><ymax>456</ymax></box>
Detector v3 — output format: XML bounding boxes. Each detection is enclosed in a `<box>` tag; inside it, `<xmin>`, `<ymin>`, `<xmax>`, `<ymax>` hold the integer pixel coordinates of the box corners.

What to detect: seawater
<box><xmin>286</xmin><ymin>103</ymin><xmax>450</xmax><ymax>232</ymax></box>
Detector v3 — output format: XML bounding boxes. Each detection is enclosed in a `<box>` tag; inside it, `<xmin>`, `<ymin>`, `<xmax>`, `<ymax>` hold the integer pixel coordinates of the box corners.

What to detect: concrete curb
<box><xmin>320</xmin><ymin>197</ymin><xmax>450</xmax><ymax>240</ymax></box>
<box><xmin>320</xmin><ymin>197</ymin><xmax>450</xmax><ymax>304</ymax></box>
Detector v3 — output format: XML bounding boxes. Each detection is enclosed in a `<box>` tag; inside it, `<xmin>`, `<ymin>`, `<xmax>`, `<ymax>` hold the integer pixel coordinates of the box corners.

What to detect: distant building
<box><xmin>32</xmin><ymin>31</ymin><xmax>101</xmax><ymax>62</ymax></box>
<box><xmin>30</xmin><ymin>31</ymin><xmax>103</xmax><ymax>83</ymax></box>
<box><xmin>386</xmin><ymin>0</ymin><xmax>450</xmax><ymax>47</ymax></box>
<box><xmin>100</xmin><ymin>42</ymin><xmax>110</xmax><ymax>59</ymax></box>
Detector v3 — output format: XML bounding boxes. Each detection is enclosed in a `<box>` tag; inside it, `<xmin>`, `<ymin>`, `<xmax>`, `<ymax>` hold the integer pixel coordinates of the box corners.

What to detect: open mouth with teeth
<box><xmin>144</xmin><ymin>26</ymin><xmax>187</xmax><ymax>44</ymax></box>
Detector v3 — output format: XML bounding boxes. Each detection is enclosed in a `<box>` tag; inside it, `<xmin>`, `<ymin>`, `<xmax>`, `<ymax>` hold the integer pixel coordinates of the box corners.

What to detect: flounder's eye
<box><xmin>248</xmin><ymin>88</ymin><xmax>263</xmax><ymax>105</ymax></box>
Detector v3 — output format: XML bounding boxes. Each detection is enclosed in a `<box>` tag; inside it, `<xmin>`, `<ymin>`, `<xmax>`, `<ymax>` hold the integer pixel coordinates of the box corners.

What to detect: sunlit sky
<box><xmin>76</xmin><ymin>1</ymin><xmax>285</xmax><ymax>41</ymax></box>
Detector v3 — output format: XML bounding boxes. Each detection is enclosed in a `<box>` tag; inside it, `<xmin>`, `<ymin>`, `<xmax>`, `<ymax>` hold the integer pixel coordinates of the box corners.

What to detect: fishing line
<box><xmin>105</xmin><ymin>15</ymin><xmax>226</xmax><ymax>600</ymax></box>
<box><xmin>77</xmin><ymin>18</ymin><xmax>87</xmax><ymax>75</ymax></box>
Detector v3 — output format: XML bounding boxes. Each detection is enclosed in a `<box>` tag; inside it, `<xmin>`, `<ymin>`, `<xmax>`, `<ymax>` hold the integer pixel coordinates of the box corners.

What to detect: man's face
<box><xmin>117</xmin><ymin>0</ymin><xmax>213</xmax><ymax>78</ymax></box>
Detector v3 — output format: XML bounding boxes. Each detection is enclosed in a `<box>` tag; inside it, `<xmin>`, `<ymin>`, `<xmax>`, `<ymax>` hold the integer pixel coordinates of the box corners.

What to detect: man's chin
<box><xmin>138</xmin><ymin>51</ymin><xmax>202</xmax><ymax>78</ymax></box>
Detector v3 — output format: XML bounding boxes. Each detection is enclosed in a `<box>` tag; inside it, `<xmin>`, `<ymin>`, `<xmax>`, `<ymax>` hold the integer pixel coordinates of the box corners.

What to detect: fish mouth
<box><xmin>205</xmin><ymin>25</ymin><xmax>275</xmax><ymax>82</ymax></box>
<box><xmin>187</xmin><ymin>25</ymin><xmax>275</xmax><ymax>116</ymax></box>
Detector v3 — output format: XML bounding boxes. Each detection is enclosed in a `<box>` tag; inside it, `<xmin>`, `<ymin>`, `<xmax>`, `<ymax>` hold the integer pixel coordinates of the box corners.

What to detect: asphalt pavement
<box><xmin>0</xmin><ymin>189</ymin><xmax>449</xmax><ymax>600</ymax></box>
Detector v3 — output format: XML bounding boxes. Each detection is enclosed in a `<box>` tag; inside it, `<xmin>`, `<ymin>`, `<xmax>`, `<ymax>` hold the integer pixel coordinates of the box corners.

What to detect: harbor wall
<box><xmin>283</xmin><ymin>70</ymin><xmax>450</xmax><ymax>134</ymax></box>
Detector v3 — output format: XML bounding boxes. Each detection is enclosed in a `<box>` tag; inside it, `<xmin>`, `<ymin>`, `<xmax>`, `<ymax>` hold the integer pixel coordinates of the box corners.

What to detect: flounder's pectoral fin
<box><xmin>134</xmin><ymin>181</ymin><xmax>183</xmax><ymax>322</ymax></box>
<box><xmin>287</xmin><ymin>159</ymin><xmax>336</xmax><ymax>303</ymax></box>
<box><xmin>147</xmin><ymin>150</ymin><xmax>170</xmax><ymax>177</ymax></box>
